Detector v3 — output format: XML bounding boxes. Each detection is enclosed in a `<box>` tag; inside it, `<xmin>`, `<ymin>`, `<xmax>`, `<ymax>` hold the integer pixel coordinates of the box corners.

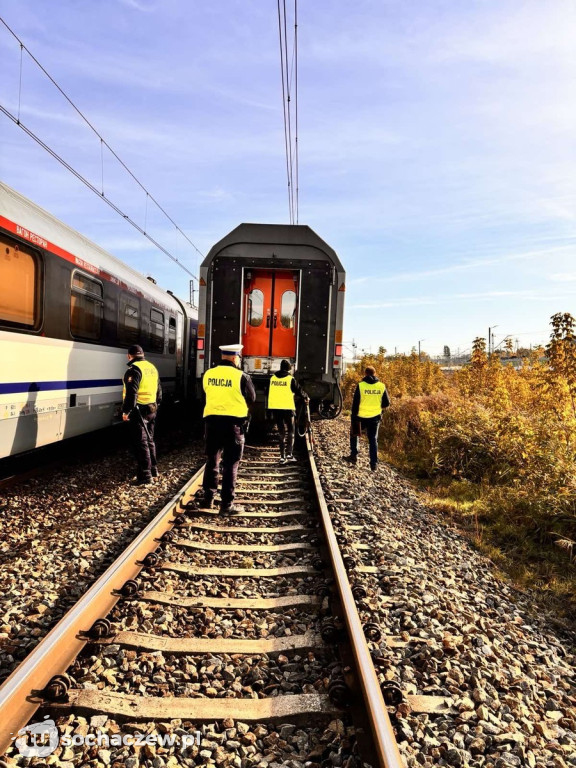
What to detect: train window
<box><xmin>247</xmin><ymin>288</ymin><xmax>264</xmax><ymax>327</ymax></box>
<box><xmin>119</xmin><ymin>293</ymin><xmax>140</xmax><ymax>344</ymax></box>
<box><xmin>70</xmin><ymin>271</ymin><xmax>103</xmax><ymax>340</ymax></box>
<box><xmin>280</xmin><ymin>290</ymin><xmax>296</xmax><ymax>329</ymax></box>
<box><xmin>150</xmin><ymin>308</ymin><xmax>164</xmax><ymax>352</ymax></box>
<box><xmin>0</xmin><ymin>235</ymin><xmax>39</xmax><ymax>327</ymax></box>
<box><xmin>168</xmin><ymin>316</ymin><xmax>176</xmax><ymax>354</ymax></box>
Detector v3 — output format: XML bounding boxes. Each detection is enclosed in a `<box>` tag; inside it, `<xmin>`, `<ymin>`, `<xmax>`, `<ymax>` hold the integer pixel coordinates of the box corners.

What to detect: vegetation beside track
<box><xmin>342</xmin><ymin>312</ymin><xmax>576</xmax><ymax>623</ymax></box>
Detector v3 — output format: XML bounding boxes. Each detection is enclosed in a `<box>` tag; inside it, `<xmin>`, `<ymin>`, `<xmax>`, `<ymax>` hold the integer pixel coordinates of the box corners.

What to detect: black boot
<box><xmin>198</xmin><ymin>492</ymin><xmax>215</xmax><ymax>509</ymax></box>
<box><xmin>131</xmin><ymin>476</ymin><xmax>152</xmax><ymax>486</ymax></box>
<box><xmin>220</xmin><ymin>503</ymin><xmax>245</xmax><ymax>516</ymax></box>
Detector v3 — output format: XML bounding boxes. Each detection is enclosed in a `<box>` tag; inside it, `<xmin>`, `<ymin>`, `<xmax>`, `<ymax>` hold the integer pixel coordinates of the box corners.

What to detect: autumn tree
<box><xmin>546</xmin><ymin>312</ymin><xmax>576</xmax><ymax>418</ymax></box>
<box><xmin>470</xmin><ymin>337</ymin><xmax>487</xmax><ymax>369</ymax></box>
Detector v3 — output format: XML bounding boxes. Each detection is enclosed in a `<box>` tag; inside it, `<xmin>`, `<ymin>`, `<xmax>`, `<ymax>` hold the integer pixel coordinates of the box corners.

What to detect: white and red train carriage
<box><xmin>0</xmin><ymin>182</ymin><xmax>197</xmax><ymax>459</ymax></box>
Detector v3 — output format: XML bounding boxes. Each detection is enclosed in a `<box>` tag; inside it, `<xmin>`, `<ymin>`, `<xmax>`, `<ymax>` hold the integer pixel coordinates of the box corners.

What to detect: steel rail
<box><xmin>1</xmin><ymin>443</ymin><xmax>403</xmax><ymax>766</ymax></box>
<box><xmin>0</xmin><ymin>466</ymin><xmax>205</xmax><ymax>755</ymax></box>
<box><xmin>306</xmin><ymin>435</ymin><xmax>403</xmax><ymax>768</ymax></box>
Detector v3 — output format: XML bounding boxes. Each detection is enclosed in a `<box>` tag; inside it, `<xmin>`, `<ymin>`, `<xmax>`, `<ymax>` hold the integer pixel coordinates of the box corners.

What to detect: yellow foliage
<box><xmin>342</xmin><ymin>333</ymin><xmax>576</xmax><ymax>554</ymax></box>
<box><xmin>342</xmin><ymin>351</ymin><xmax>447</xmax><ymax>404</ymax></box>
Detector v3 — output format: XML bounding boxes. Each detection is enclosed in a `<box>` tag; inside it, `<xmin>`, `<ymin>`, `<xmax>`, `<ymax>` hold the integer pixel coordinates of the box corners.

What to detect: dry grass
<box><xmin>344</xmin><ymin>341</ymin><xmax>576</xmax><ymax>627</ymax></box>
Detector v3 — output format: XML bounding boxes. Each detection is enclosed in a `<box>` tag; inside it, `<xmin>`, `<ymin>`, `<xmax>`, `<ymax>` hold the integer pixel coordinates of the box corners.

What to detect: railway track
<box><xmin>0</xmin><ymin>437</ymin><xmax>402</xmax><ymax>767</ymax></box>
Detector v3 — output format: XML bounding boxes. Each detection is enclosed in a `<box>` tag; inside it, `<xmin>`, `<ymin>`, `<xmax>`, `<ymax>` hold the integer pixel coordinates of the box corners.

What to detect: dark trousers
<box><xmin>350</xmin><ymin>417</ymin><xmax>380</xmax><ymax>467</ymax></box>
<box><xmin>203</xmin><ymin>420</ymin><xmax>245</xmax><ymax>506</ymax></box>
<box><xmin>275</xmin><ymin>410</ymin><xmax>295</xmax><ymax>457</ymax></box>
<box><xmin>129</xmin><ymin>408</ymin><xmax>157</xmax><ymax>480</ymax></box>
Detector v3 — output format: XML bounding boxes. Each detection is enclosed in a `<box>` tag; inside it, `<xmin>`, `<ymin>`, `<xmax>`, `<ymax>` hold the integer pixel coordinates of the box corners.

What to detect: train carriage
<box><xmin>0</xmin><ymin>183</ymin><xmax>197</xmax><ymax>459</ymax></box>
<box><xmin>196</xmin><ymin>223</ymin><xmax>345</xmax><ymax>419</ymax></box>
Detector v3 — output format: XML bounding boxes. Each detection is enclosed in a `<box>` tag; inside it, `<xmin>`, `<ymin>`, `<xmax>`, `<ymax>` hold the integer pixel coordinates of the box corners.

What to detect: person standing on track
<box><xmin>268</xmin><ymin>359</ymin><xmax>309</xmax><ymax>464</ymax></box>
<box><xmin>342</xmin><ymin>365</ymin><xmax>390</xmax><ymax>472</ymax></box>
<box><xmin>200</xmin><ymin>344</ymin><xmax>256</xmax><ymax>515</ymax></box>
<box><xmin>122</xmin><ymin>344</ymin><xmax>162</xmax><ymax>485</ymax></box>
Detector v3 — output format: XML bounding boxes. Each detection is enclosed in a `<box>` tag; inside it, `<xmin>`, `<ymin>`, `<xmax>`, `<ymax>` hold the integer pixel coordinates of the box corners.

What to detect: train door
<box><xmin>273</xmin><ymin>273</ymin><xmax>298</xmax><ymax>358</ymax></box>
<box><xmin>173</xmin><ymin>312</ymin><xmax>184</xmax><ymax>401</ymax></box>
<box><xmin>242</xmin><ymin>270</ymin><xmax>298</xmax><ymax>361</ymax></box>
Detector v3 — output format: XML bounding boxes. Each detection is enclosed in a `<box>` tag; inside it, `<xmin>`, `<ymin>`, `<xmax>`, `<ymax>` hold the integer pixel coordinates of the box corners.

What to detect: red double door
<box><xmin>242</xmin><ymin>270</ymin><xmax>298</xmax><ymax>359</ymax></box>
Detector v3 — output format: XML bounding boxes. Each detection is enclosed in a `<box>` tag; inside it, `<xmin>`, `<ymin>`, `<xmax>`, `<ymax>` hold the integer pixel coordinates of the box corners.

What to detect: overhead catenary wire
<box><xmin>277</xmin><ymin>1</ymin><xmax>299</xmax><ymax>225</ymax></box>
<box><xmin>0</xmin><ymin>16</ymin><xmax>202</xmax><ymax>280</ymax></box>
<box><xmin>283</xmin><ymin>1</ymin><xmax>295</xmax><ymax>225</ymax></box>
<box><xmin>277</xmin><ymin>0</ymin><xmax>292</xmax><ymax>223</ymax></box>
<box><xmin>294</xmin><ymin>0</ymin><xmax>299</xmax><ymax>224</ymax></box>
<box><xmin>0</xmin><ymin>104</ymin><xmax>197</xmax><ymax>280</ymax></box>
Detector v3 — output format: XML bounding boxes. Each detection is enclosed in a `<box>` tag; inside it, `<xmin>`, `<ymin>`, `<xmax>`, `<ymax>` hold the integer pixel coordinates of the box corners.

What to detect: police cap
<box><xmin>128</xmin><ymin>345</ymin><xmax>145</xmax><ymax>357</ymax></box>
<box><xmin>219</xmin><ymin>344</ymin><xmax>243</xmax><ymax>355</ymax></box>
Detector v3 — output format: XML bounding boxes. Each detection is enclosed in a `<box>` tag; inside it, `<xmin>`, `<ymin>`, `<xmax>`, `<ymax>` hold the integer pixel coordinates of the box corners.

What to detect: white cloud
<box><xmin>118</xmin><ymin>0</ymin><xmax>158</xmax><ymax>11</ymax></box>
<box><xmin>355</xmin><ymin>245</ymin><xmax>576</xmax><ymax>285</ymax></box>
<box><xmin>350</xmin><ymin>288</ymin><xmax>576</xmax><ymax>310</ymax></box>
<box><xmin>3</xmin><ymin>0</ymin><xmax>576</xmax><ymax>353</ymax></box>
<box><xmin>549</xmin><ymin>273</ymin><xmax>576</xmax><ymax>282</ymax></box>
<box><xmin>434</xmin><ymin>2</ymin><xmax>576</xmax><ymax>67</ymax></box>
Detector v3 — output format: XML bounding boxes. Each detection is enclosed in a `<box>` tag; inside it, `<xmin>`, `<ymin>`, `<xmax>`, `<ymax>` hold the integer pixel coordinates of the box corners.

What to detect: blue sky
<box><xmin>1</xmin><ymin>0</ymin><xmax>575</xmax><ymax>357</ymax></box>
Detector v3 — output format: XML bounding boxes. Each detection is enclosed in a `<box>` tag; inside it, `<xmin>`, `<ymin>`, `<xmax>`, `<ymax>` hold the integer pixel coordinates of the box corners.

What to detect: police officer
<box><xmin>268</xmin><ymin>359</ymin><xmax>308</xmax><ymax>464</ymax></box>
<box><xmin>200</xmin><ymin>344</ymin><xmax>256</xmax><ymax>515</ymax></box>
<box><xmin>343</xmin><ymin>365</ymin><xmax>390</xmax><ymax>472</ymax></box>
<box><xmin>122</xmin><ymin>344</ymin><xmax>162</xmax><ymax>485</ymax></box>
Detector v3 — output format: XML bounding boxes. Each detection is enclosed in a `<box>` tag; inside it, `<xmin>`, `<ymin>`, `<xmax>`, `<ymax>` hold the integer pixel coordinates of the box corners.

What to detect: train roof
<box><xmin>0</xmin><ymin>182</ymin><xmax>188</xmax><ymax>311</ymax></box>
<box><xmin>202</xmin><ymin>223</ymin><xmax>344</xmax><ymax>273</ymax></box>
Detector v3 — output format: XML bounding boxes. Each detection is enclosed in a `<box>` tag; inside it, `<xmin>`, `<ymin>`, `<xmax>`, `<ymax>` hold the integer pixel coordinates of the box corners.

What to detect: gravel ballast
<box><xmin>312</xmin><ymin>418</ymin><xmax>575</xmax><ymax>768</ymax></box>
<box><xmin>0</xmin><ymin>431</ymin><xmax>205</xmax><ymax>683</ymax></box>
<box><xmin>2</xmin><ymin>417</ymin><xmax>575</xmax><ymax>767</ymax></box>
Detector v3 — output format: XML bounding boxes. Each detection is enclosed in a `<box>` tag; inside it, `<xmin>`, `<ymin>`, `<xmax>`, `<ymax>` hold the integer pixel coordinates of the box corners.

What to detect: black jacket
<box><xmin>122</xmin><ymin>358</ymin><xmax>162</xmax><ymax>415</ymax></box>
<box><xmin>351</xmin><ymin>375</ymin><xmax>390</xmax><ymax>420</ymax></box>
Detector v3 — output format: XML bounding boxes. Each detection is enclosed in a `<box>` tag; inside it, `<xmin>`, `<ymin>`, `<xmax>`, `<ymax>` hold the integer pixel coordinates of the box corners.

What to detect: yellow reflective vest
<box><xmin>268</xmin><ymin>374</ymin><xmax>295</xmax><ymax>410</ymax></box>
<box><xmin>203</xmin><ymin>365</ymin><xmax>248</xmax><ymax>418</ymax></box>
<box><xmin>123</xmin><ymin>359</ymin><xmax>159</xmax><ymax>405</ymax></box>
<box><xmin>357</xmin><ymin>380</ymin><xmax>386</xmax><ymax>418</ymax></box>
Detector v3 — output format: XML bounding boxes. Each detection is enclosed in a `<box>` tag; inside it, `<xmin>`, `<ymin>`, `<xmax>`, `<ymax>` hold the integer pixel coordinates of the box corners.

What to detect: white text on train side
<box><xmin>16</xmin><ymin>225</ymin><xmax>47</xmax><ymax>249</ymax></box>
